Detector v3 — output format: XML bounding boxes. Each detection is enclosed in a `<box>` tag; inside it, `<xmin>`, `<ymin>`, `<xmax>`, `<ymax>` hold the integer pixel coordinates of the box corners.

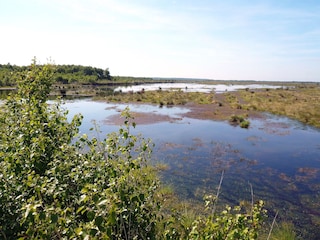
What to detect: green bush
<box><xmin>0</xmin><ymin>60</ymin><xmax>160</xmax><ymax>239</ymax></box>
<box><xmin>188</xmin><ymin>198</ymin><xmax>266</xmax><ymax>239</ymax></box>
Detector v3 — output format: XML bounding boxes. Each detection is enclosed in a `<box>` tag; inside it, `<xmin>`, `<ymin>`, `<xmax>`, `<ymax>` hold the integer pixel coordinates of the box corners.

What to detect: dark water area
<box><xmin>59</xmin><ymin>99</ymin><xmax>320</xmax><ymax>238</ymax></box>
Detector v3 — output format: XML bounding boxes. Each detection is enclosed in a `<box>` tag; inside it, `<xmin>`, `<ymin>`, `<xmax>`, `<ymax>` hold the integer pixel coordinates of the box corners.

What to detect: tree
<box><xmin>0</xmin><ymin>60</ymin><xmax>160</xmax><ymax>239</ymax></box>
<box><xmin>104</xmin><ymin>68</ymin><xmax>111</xmax><ymax>80</ymax></box>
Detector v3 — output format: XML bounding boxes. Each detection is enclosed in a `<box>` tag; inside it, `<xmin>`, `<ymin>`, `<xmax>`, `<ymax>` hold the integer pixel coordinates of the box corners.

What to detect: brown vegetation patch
<box><xmin>260</xmin><ymin>122</ymin><xmax>291</xmax><ymax>136</ymax></box>
<box><xmin>179</xmin><ymin>102</ymin><xmax>260</xmax><ymax>122</ymax></box>
<box><xmin>279</xmin><ymin>173</ymin><xmax>292</xmax><ymax>182</ymax></box>
<box><xmin>295</xmin><ymin>167</ymin><xmax>320</xmax><ymax>182</ymax></box>
<box><xmin>104</xmin><ymin>111</ymin><xmax>183</xmax><ymax>125</ymax></box>
<box><xmin>159</xmin><ymin>142</ymin><xmax>184</xmax><ymax>151</ymax></box>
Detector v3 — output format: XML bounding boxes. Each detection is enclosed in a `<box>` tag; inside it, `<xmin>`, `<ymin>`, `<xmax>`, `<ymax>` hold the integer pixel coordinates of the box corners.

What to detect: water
<box><xmin>114</xmin><ymin>83</ymin><xmax>282</xmax><ymax>93</ymax></box>
<box><xmin>63</xmin><ymin>99</ymin><xmax>320</xmax><ymax>238</ymax></box>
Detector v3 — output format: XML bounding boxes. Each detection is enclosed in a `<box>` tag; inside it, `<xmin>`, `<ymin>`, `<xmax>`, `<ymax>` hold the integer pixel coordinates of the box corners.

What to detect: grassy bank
<box><xmin>99</xmin><ymin>82</ymin><xmax>320</xmax><ymax>129</ymax></box>
<box><xmin>237</xmin><ymin>84</ymin><xmax>320</xmax><ymax>128</ymax></box>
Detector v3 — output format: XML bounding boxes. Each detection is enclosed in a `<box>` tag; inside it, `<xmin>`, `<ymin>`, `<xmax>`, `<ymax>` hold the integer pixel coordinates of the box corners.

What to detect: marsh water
<box><xmin>1</xmin><ymin>83</ymin><xmax>318</xmax><ymax>238</ymax></box>
<box><xmin>63</xmin><ymin>98</ymin><xmax>320</xmax><ymax>238</ymax></box>
<box><xmin>114</xmin><ymin>82</ymin><xmax>282</xmax><ymax>93</ymax></box>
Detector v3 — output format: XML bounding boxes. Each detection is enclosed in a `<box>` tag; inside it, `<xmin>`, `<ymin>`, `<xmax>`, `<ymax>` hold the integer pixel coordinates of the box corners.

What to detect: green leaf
<box><xmin>76</xmin><ymin>206</ymin><xmax>86</xmax><ymax>214</ymax></box>
<box><xmin>139</xmin><ymin>193</ymin><xmax>145</xmax><ymax>202</ymax></box>
<box><xmin>98</xmin><ymin>199</ymin><xmax>108</xmax><ymax>206</ymax></box>
<box><xmin>51</xmin><ymin>214</ymin><xmax>58</xmax><ymax>223</ymax></box>
<box><xmin>95</xmin><ymin>216</ymin><xmax>103</xmax><ymax>226</ymax></box>
<box><xmin>90</xmin><ymin>228</ymin><xmax>98</xmax><ymax>236</ymax></box>
<box><xmin>87</xmin><ymin>211</ymin><xmax>95</xmax><ymax>221</ymax></box>
<box><xmin>107</xmin><ymin>211</ymin><xmax>116</xmax><ymax>225</ymax></box>
<box><xmin>75</xmin><ymin>227</ymin><xmax>83</xmax><ymax>236</ymax></box>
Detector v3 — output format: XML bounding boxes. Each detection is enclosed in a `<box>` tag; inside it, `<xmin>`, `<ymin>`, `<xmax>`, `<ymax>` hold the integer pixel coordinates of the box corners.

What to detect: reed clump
<box><xmin>104</xmin><ymin>90</ymin><xmax>214</xmax><ymax>105</ymax></box>
<box><xmin>238</xmin><ymin>85</ymin><xmax>320</xmax><ymax>128</ymax></box>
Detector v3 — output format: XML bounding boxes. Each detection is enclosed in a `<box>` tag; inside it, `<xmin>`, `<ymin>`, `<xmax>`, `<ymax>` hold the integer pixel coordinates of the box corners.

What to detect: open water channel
<box><xmin>63</xmin><ymin>96</ymin><xmax>320</xmax><ymax>238</ymax></box>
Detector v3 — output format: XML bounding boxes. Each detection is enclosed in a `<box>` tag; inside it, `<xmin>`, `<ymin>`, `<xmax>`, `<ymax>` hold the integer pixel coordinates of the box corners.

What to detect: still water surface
<box><xmin>64</xmin><ymin>99</ymin><xmax>320</xmax><ymax>237</ymax></box>
<box><xmin>114</xmin><ymin>82</ymin><xmax>282</xmax><ymax>93</ymax></box>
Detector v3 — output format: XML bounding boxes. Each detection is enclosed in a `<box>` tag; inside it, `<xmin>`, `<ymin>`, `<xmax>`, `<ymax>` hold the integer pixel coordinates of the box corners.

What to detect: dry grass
<box><xmin>104</xmin><ymin>90</ymin><xmax>215</xmax><ymax>105</ymax></box>
<box><xmin>99</xmin><ymin>83</ymin><xmax>320</xmax><ymax>128</ymax></box>
<box><xmin>237</xmin><ymin>85</ymin><xmax>320</xmax><ymax>128</ymax></box>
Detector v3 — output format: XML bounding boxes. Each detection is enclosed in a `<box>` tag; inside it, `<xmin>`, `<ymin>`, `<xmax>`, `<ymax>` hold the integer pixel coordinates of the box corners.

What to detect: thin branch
<box><xmin>0</xmin><ymin>228</ymin><xmax>7</xmax><ymax>240</ymax></box>
<box><xmin>212</xmin><ymin>170</ymin><xmax>224</xmax><ymax>216</ymax></box>
<box><xmin>249</xmin><ymin>182</ymin><xmax>254</xmax><ymax>217</ymax></box>
<box><xmin>267</xmin><ymin>210</ymin><xmax>279</xmax><ymax>240</ymax></box>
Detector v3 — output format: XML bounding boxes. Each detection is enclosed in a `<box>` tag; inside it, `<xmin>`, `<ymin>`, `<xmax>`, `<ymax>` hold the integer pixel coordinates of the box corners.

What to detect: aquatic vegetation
<box><xmin>295</xmin><ymin>167</ymin><xmax>320</xmax><ymax>182</ymax></box>
<box><xmin>229</xmin><ymin>114</ymin><xmax>251</xmax><ymax>128</ymax></box>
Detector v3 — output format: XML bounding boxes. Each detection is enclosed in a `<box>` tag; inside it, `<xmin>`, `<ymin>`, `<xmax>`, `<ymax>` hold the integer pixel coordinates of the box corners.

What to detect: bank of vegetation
<box><xmin>213</xmin><ymin>86</ymin><xmax>320</xmax><ymax>128</ymax></box>
<box><xmin>238</xmin><ymin>86</ymin><xmax>320</xmax><ymax>128</ymax></box>
<box><xmin>105</xmin><ymin>89</ymin><xmax>215</xmax><ymax>105</ymax></box>
<box><xmin>104</xmin><ymin>82</ymin><xmax>320</xmax><ymax>129</ymax></box>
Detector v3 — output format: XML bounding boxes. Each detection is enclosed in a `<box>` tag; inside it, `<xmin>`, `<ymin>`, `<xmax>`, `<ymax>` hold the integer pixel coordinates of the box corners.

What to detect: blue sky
<box><xmin>1</xmin><ymin>0</ymin><xmax>319</xmax><ymax>81</ymax></box>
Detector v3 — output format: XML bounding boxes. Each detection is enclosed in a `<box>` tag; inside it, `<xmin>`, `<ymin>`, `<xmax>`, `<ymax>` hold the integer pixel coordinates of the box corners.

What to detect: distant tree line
<box><xmin>0</xmin><ymin>63</ymin><xmax>112</xmax><ymax>86</ymax></box>
<box><xmin>0</xmin><ymin>64</ymin><xmax>28</xmax><ymax>86</ymax></box>
<box><xmin>54</xmin><ymin>65</ymin><xmax>111</xmax><ymax>84</ymax></box>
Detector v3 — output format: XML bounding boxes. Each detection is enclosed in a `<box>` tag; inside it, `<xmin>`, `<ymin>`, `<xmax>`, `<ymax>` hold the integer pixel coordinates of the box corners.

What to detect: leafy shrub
<box><xmin>0</xmin><ymin>60</ymin><xmax>160</xmax><ymax>239</ymax></box>
<box><xmin>188</xmin><ymin>198</ymin><xmax>266</xmax><ymax>239</ymax></box>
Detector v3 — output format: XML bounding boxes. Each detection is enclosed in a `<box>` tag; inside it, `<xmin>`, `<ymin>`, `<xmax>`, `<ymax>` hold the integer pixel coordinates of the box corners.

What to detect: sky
<box><xmin>0</xmin><ymin>0</ymin><xmax>319</xmax><ymax>81</ymax></box>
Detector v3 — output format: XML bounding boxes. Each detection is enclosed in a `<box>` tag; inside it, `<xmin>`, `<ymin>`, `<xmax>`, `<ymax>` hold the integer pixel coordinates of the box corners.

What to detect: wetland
<box><xmin>2</xmin><ymin>80</ymin><xmax>320</xmax><ymax>238</ymax></box>
<box><xmin>60</xmin><ymin>81</ymin><xmax>320</xmax><ymax>238</ymax></box>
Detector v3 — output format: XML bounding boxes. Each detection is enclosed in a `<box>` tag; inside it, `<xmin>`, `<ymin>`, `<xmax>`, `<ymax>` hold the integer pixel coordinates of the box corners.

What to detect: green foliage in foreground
<box><xmin>269</xmin><ymin>222</ymin><xmax>296</xmax><ymax>240</ymax></box>
<box><xmin>0</xmin><ymin>61</ymin><xmax>266</xmax><ymax>239</ymax></box>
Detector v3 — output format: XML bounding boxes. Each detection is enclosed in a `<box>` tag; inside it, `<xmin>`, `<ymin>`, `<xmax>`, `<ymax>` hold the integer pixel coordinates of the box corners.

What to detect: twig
<box><xmin>267</xmin><ymin>210</ymin><xmax>279</xmax><ymax>240</ymax></box>
<box><xmin>0</xmin><ymin>228</ymin><xmax>7</xmax><ymax>240</ymax></box>
<box><xmin>212</xmin><ymin>170</ymin><xmax>224</xmax><ymax>216</ymax></box>
<box><xmin>249</xmin><ymin>182</ymin><xmax>254</xmax><ymax>217</ymax></box>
